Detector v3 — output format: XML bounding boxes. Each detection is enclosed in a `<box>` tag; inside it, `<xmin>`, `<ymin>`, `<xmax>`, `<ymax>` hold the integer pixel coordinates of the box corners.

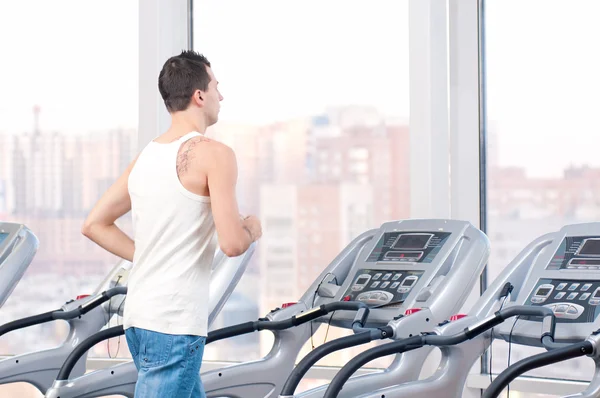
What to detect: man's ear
<box><xmin>192</xmin><ymin>90</ymin><xmax>204</xmax><ymax>106</ymax></box>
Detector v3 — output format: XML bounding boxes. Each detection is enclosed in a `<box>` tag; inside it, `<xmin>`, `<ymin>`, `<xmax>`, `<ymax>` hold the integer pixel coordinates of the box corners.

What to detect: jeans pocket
<box><xmin>124</xmin><ymin>328</ymin><xmax>139</xmax><ymax>358</ymax></box>
<box><xmin>139</xmin><ymin>329</ymin><xmax>173</xmax><ymax>368</ymax></box>
<box><xmin>188</xmin><ymin>336</ymin><xmax>206</xmax><ymax>361</ymax></box>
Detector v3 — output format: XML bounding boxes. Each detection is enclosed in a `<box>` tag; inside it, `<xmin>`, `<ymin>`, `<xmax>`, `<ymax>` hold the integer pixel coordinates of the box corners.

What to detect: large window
<box><xmin>0</xmin><ymin>1</ymin><xmax>138</xmax><ymax>395</ymax></box>
<box><xmin>484</xmin><ymin>0</ymin><xmax>600</xmax><ymax>386</ymax></box>
<box><xmin>193</xmin><ymin>0</ymin><xmax>410</xmax><ymax>389</ymax></box>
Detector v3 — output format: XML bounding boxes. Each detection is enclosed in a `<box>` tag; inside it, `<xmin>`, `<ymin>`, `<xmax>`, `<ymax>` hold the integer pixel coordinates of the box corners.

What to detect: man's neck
<box><xmin>170</xmin><ymin>112</ymin><xmax>207</xmax><ymax>135</ymax></box>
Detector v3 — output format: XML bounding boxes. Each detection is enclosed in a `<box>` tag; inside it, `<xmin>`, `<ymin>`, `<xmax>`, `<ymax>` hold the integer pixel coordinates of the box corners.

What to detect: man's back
<box><xmin>124</xmin><ymin>131</ymin><xmax>217</xmax><ymax>337</ymax></box>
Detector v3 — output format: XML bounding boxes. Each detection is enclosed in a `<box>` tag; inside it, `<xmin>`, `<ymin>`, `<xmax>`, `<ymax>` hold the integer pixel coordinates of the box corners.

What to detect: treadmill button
<box><xmin>556</xmin><ymin>283</ymin><xmax>567</xmax><ymax>290</ymax></box>
<box><xmin>580</xmin><ymin>293</ymin><xmax>591</xmax><ymax>301</ymax></box>
<box><xmin>392</xmin><ymin>274</ymin><xmax>402</xmax><ymax>281</ymax></box>
<box><xmin>563</xmin><ymin>304</ymin><xmax>585</xmax><ymax>319</ymax></box>
<box><xmin>590</xmin><ymin>299</ymin><xmax>600</xmax><ymax>306</ymax></box>
<box><xmin>383</xmin><ymin>273</ymin><xmax>392</xmax><ymax>280</ymax></box>
<box><xmin>380</xmin><ymin>282</ymin><xmax>390</xmax><ymax>289</ymax></box>
<box><xmin>567</xmin><ymin>306</ymin><xmax>579</xmax><ymax>315</ymax></box>
<box><xmin>371</xmin><ymin>281</ymin><xmax>380</xmax><ymax>288</ymax></box>
<box><xmin>373</xmin><ymin>273</ymin><xmax>383</xmax><ymax>280</ymax></box>
<box><xmin>554</xmin><ymin>304</ymin><xmax>569</xmax><ymax>313</ymax></box>
<box><xmin>531</xmin><ymin>297</ymin><xmax>544</xmax><ymax>304</ymax></box>
<box><xmin>555</xmin><ymin>292</ymin><xmax>566</xmax><ymax>300</ymax></box>
<box><xmin>390</xmin><ymin>282</ymin><xmax>400</xmax><ymax>289</ymax></box>
<box><xmin>569</xmin><ymin>283</ymin><xmax>580</xmax><ymax>291</ymax></box>
<box><xmin>582</xmin><ymin>284</ymin><xmax>593</xmax><ymax>292</ymax></box>
<box><xmin>567</xmin><ymin>293</ymin><xmax>578</xmax><ymax>300</ymax></box>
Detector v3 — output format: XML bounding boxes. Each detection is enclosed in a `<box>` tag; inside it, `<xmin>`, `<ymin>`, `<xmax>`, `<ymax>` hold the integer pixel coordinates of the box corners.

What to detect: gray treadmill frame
<box><xmin>293</xmin><ymin>219</ymin><xmax>490</xmax><ymax>398</ymax></box>
<box><xmin>0</xmin><ymin>222</ymin><xmax>39</xmax><ymax>308</ymax></box>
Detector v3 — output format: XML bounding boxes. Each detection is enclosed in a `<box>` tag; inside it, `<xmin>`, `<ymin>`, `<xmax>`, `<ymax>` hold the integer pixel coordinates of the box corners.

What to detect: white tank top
<box><xmin>123</xmin><ymin>131</ymin><xmax>216</xmax><ymax>336</ymax></box>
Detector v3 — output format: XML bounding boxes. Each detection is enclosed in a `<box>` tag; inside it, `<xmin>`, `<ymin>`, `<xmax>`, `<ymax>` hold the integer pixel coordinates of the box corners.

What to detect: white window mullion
<box><xmin>409</xmin><ymin>0</ymin><xmax>451</xmax><ymax>220</ymax></box>
<box><xmin>138</xmin><ymin>0</ymin><xmax>189</xmax><ymax>151</ymax></box>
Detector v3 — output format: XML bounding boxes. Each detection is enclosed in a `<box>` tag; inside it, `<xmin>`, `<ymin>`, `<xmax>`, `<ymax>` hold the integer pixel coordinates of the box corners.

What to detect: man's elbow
<box><xmin>81</xmin><ymin>220</ymin><xmax>96</xmax><ymax>239</ymax></box>
<box><xmin>220</xmin><ymin>242</ymin><xmax>245</xmax><ymax>258</ymax></box>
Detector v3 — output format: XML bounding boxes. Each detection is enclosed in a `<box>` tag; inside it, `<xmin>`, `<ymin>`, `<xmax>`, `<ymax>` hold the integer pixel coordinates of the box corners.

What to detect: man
<box><xmin>82</xmin><ymin>50</ymin><xmax>262</xmax><ymax>398</ymax></box>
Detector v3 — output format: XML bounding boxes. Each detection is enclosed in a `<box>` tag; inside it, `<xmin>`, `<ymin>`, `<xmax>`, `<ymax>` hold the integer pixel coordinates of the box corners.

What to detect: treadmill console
<box><xmin>0</xmin><ymin>222</ymin><xmax>38</xmax><ymax>308</ymax></box>
<box><xmin>524</xmin><ymin>235</ymin><xmax>600</xmax><ymax>323</ymax></box>
<box><xmin>324</xmin><ymin>220</ymin><xmax>490</xmax><ymax>328</ymax></box>
<box><xmin>525</xmin><ymin>278</ymin><xmax>600</xmax><ymax>323</ymax></box>
<box><xmin>342</xmin><ymin>269</ymin><xmax>425</xmax><ymax>307</ymax></box>
<box><xmin>498</xmin><ymin>226</ymin><xmax>600</xmax><ymax>344</ymax></box>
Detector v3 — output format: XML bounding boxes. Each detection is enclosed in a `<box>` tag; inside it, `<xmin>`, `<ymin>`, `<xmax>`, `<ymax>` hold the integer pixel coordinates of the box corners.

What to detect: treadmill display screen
<box><xmin>546</xmin><ymin>235</ymin><xmax>600</xmax><ymax>270</ymax></box>
<box><xmin>578</xmin><ymin>239</ymin><xmax>600</xmax><ymax>256</ymax></box>
<box><xmin>367</xmin><ymin>231</ymin><xmax>452</xmax><ymax>263</ymax></box>
<box><xmin>392</xmin><ymin>234</ymin><xmax>432</xmax><ymax>250</ymax></box>
<box><xmin>537</xmin><ymin>287</ymin><xmax>551</xmax><ymax>296</ymax></box>
<box><xmin>0</xmin><ymin>233</ymin><xmax>8</xmax><ymax>247</ymax></box>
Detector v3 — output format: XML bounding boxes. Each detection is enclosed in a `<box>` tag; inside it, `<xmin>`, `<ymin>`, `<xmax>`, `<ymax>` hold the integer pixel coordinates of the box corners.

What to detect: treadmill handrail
<box><xmin>0</xmin><ymin>286</ymin><xmax>128</xmax><ymax>338</ymax></box>
<box><xmin>55</xmin><ymin>301</ymin><xmax>370</xmax><ymax>380</ymax></box>
<box><xmin>55</xmin><ymin>325</ymin><xmax>124</xmax><ymax>380</ymax></box>
<box><xmin>322</xmin><ymin>305</ymin><xmax>556</xmax><ymax>398</ymax></box>
<box><xmin>482</xmin><ymin>340</ymin><xmax>594</xmax><ymax>398</ymax></box>
<box><xmin>53</xmin><ymin>286</ymin><xmax>128</xmax><ymax>320</ymax></box>
<box><xmin>280</xmin><ymin>325</ymin><xmax>394</xmax><ymax>396</ymax></box>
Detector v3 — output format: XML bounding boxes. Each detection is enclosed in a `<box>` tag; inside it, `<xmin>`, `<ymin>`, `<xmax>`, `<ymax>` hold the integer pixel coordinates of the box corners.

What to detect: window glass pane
<box><xmin>484</xmin><ymin>0</ymin><xmax>600</xmax><ymax>382</ymax></box>
<box><xmin>193</xmin><ymin>0</ymin><xmax>410</xmax><ymax>366</ymax></box>
<box><xmin>0</xmin><ymin>0</ymin><xmax>138</xmax><ymax>362</ymax></box>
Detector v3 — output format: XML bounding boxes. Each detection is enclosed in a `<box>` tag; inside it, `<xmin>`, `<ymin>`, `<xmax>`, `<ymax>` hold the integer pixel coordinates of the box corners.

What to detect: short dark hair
<box><xmin>158</xmin><ymin>50</ymin><xmax>212</xmax><ymax>113</ymax></box>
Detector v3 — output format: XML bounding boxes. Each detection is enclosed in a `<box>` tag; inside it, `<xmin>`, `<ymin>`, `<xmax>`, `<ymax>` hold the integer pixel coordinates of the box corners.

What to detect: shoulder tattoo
<box><xmin>176</xmin><ymin>136</ymin><xmax>211</xmax><ymax>175</ymax></box>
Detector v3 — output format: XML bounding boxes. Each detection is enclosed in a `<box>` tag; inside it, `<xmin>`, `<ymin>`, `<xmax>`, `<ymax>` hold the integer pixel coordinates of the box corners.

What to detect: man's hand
<box><xmin>81</xmin><ymin>156</ymin><xmax>138</xmax><ymax>262</ymax></box>
<box><xmin>242</xmin><ymin>215</ymin><xmax>262</xmax><ymax>242</ymax></box>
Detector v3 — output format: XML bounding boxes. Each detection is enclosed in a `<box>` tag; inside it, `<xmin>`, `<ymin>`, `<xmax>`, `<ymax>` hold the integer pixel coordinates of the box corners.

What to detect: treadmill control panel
<box><xmin>366</xmin><ymin>231</ymin><xmax>452</xmax><ymax>263</ymax></box>
<box><xmin>547</xmin><ymin>236</ymin><xmax>600</xmax><ymax>270</ymax></box>
<box><xmin>526</xmin><ymin>278</ymin><xmax>600</xmax><ymax>323</ymax></box>
<box><xmin>341</xmin><ymin>269</ymin><xmax>425</xmax><ymax>307</ymax></box>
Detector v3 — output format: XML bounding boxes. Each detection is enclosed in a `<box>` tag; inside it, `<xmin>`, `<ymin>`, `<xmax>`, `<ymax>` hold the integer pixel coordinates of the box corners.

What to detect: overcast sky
<box><xmin>1</xmin><ymin>0</ymin><xmax>599</xmax><ymax>178</ymax></box>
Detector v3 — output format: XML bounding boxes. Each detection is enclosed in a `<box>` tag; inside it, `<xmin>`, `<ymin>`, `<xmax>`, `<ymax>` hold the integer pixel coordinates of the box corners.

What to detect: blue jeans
<box><xmin>125</xmin><ymin>327</ymin><xmax>206</xmax><ymax>398</ymax></box>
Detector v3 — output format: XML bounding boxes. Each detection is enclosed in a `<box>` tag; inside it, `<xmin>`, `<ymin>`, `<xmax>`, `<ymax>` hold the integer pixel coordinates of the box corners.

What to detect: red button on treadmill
<box><xmin>450</xmin><ymin>314</ymin><xmax>467</xmax><ymax>321</ymax></box>
<box><xmin>76</xmin><ymin>294</ymin><xmax>90</xmax><ymax>300</ymax></box>
<box><xmin>281</xmin><ymin>302</ymin><xmax>297</xmax><ymax>309</ymax></box>
<box><xmin>404</xmin><ymin>308</ymin><xmax>422</xmax><ymax>315</ymax></box>
<box><xmin>342</xmin><ymin>295</ymin><xmax>351</xmax><ymax>301</ymax></box>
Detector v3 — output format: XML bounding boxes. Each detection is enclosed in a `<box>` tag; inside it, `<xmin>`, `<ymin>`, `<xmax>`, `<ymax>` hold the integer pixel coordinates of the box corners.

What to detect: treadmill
<box><xmin>342</xmin><ymin>222</ymin><xmax>600</xmax><ymax>398</ymax></box>
<box><xmin>281</xmin><ymin>219</ymin><xmax>490</xmax><ymax>398</ymax></box>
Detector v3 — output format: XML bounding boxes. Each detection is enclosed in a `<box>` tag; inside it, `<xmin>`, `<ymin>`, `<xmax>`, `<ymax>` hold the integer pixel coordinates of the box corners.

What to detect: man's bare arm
<box><xmin>206</xmin><ymin>144</ymin><xmax>257</xmax><ymax>257</ymax></box>
<box><xmin>81</xmin><ymin>157</ymin><xmax>137</xmax><ymax>262</ymax></box>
